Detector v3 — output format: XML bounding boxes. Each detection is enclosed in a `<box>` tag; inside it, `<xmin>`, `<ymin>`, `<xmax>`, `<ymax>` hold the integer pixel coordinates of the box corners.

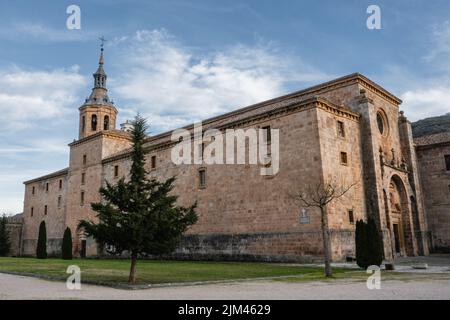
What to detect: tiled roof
<box><xmin>414</xmin><ymin>131</ymin><xmax>450</xmax><ymax>146</ymax></box>
<box><xmin>23</xmin><ymin>168</ymin><xmax>69</xmax><ymax>184</ymax></box>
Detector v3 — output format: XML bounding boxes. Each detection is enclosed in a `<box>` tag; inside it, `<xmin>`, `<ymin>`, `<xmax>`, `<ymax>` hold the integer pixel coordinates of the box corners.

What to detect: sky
<box><xmin>0</xmin><ymin>0</ymin><xmax>450</xmax><ymax>214</ymax></box>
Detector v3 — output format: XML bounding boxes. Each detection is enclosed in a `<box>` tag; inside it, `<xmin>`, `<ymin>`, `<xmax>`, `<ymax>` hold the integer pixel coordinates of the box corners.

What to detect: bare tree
<box><xmin>291</xmin><ymin>178</ymin><xmax>358</xmax><ymax>277</ymax></box>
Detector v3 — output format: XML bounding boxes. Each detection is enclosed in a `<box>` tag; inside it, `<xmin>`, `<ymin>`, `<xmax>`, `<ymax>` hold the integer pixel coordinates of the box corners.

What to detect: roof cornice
<box><xmin>69</xmin><ymin>130</ymin><xmax>131</xmax><ymax>147</ymax></box>
<box><xmin>23</xmin><ymin>168</ymin><xmax>69</xmax><ymax>185</ymax></box>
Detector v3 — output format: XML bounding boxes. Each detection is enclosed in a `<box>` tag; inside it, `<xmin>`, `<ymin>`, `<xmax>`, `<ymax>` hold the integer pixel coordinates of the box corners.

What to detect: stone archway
<box><xmin>387</xmin><ymin>175</ymin><xmax>416</xmax><ymax>256</ymax></box>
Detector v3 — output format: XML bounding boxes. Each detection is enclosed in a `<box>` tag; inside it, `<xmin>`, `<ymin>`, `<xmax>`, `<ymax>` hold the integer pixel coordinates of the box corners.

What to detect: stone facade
<box><xmin>19</xmin><ymin>50</ymin><xmax>431</xmax><ymax>261</ymax></box>
<box><xmin>5</xmin><ymin>214</ymin><xmax>23</xmax><ymax>256</ymax></box>
<box><xmin>415</xmin><ymin>132</ymin><xmax>450</xmax><ymax>252</ymax></box>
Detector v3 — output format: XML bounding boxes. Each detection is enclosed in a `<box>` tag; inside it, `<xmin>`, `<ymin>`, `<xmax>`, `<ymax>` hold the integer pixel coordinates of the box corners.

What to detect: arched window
<box><xmin>91</xmin><ymin>115</ymin><xmax>97</xmax><ymax>131</ymax></box>
<box><xmin>81</xmin><ymin>116</ymin><xmax>86</xmax><ymax>133</ymax></box>
<box><xmin>104</xmin><ymin>115</ymin><xmax>110</xmax><ymax>130</ymax></box>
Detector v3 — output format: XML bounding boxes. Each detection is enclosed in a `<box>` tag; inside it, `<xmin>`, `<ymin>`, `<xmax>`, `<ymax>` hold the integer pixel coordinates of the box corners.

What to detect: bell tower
<box><xmin>78</xmin><ymin>39</ymin><xmax>118</xmax><ymax>139</ymax></box>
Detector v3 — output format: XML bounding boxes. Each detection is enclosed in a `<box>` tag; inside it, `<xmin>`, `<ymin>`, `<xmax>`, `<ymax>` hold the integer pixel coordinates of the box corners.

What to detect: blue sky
<box><xmin>1</xmin><ymin>0</ymin><xmax>450</xmax><ymax>214</ymax></box>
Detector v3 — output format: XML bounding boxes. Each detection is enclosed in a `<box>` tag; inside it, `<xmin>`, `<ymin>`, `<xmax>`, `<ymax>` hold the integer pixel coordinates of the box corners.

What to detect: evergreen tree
<box><xmin>61</xmin><ymin>227</ymin><xmax>73</xmax><ymax>260</ymax></box>
<box><xmin>355</xmin><ymin>218</ymin><xmax>383</xmax><ymax>269</ymax></box>
<box><xmin>355</xmin><ymin>220</ymin><xmax>368</xmax><ymax>269</ymax></box>
<box><xmin>0</xmin><ymin>214</ymin><xmax>10</xmax><ymax>256</ymax></box>
<box><xmin>78</xmin><ymin>115</ymin><xmax>197</xmax><ymax>284</ymax></box>
<box><xmin>367</xmin><ymin>217</ymin><xmax>383</xmax><ymax>266</ymax></box>
<box><xmin>36</xmin><ymin>221</ymin><xmax>47</xmax><ymax>259</ymax></box>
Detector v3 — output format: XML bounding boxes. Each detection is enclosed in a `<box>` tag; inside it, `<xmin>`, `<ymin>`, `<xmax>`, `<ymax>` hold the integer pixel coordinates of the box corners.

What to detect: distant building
<box><xmin>19</xmin><ymin>47</ymin><xmax>431</xmax><ymax>261</ymax></box>
<box><xmin>415</xmin><ymin>131</ymin><xmax>450</xmax><ymax>252</ymax></box>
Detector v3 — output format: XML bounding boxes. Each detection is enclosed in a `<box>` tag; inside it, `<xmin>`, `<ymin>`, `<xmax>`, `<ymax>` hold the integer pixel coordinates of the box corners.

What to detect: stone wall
<box><xmin>416</xmin><ymin>137</ymin><xmax>450</xmax><ymax>252</ymax></box>
<box><xmin>6</xmin><ymin>214</ymin><xmax>23</xmax><ymax>256</ymax></box>
<box><xmin>22</xmin><ymin>171</ymin><xmax>68</xmax><ymax>256</ymax></box>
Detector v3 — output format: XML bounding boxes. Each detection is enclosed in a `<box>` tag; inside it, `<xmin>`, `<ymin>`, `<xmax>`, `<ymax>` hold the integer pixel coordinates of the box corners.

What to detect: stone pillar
<box><xmin>398</xmin><ymin>112</ymin><xmax>429</xmax><ymax>255</ymax></box>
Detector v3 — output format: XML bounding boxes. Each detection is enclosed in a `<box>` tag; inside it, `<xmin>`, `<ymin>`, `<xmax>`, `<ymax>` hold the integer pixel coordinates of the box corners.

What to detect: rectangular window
<box><xmin>83</xmin><ymin>155</ymin><xmax>87</xmax><ymax>165</ymax></box>
<box><xmin>31</xmin><ymin>207</ymin><xmax>34</xmax><ymax>217</ymax></box>
<box><xmin>348</xmin><ymin>210</ymin><xmax>355</xmax><ymax>224</ymax></box>
<box><xmin>340</xmin><ymin>152</ymin><xmax>348</xmax><ymax>165</ymax></box>
<box><xmin>44</xmin><ymin>205</ymin><xmax>48</xmax><ymax>215</ymax></box>
<box><xmin>114</xmin><ymin>165</ymin><xmax>119</xmax><ymax>177</ymax></box>
<box><xmin>32</xmin><ymin>186</ymin><xmax>35</xmax><ymax>195</ymax></box>
<box><xmin>199</xmin><ymin>169</ymin><xmax>206</xmax><ymax>188</ymax></box>
<box><xmin>46</xmin><ymin>182</ymin><xmax>49</xmax><ymax>192</ymax></box>
<box><xmin>81</xmin><ymin>173</ymin><xmax>85</xmax><ymax>185</ymax></box>
<box><xmin>262</xmin><ymin>125</ymin><xmax>271</xmax><ymax>144</ymax></box>
<box><xmin>58</xmin><ymin>196</ymin><xmax>62</xmax><ymax>208</ymax></box>
<box><xmin>59</xmin><ymin>179</ymin><xmax>62</xmax><ymax>190</ymax></box>
<box><xmin>445</xmin><ymin>155</ymin><xmax>450</xmax><ymax>171</ymax></box>
<box><xmin>80</xmin><ymin>192</ymin><xmax>85</xmax><ymax>206</ymax></box>
<box><xmin>337</xmin><ymin>121</ymin><xmax>345</xmax><ymax>138</ymax></box>
<box><xmin>151</xmin><ymin>156</ymin><xmax>156</xmax><ymax>169</ymax></box>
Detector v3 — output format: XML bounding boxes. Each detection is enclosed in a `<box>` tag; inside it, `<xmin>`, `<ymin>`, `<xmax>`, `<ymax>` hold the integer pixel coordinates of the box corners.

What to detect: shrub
<box><xmin>61</xmin><ymin>227</ymin><xmax>73</xmax><ymax>260</ymax></box>
<box><xmin>0</xmin><ymin>215</ymin><xmax>10</xmax><ymax>256</ymax></box>
<box><xmin>36</xmin><ymin>221</ymin><xmax>47</xmax><ymax>259</ymax></box>
<box><xmin>355</xmin><ymin>218</ymin><xmax>383</xmax><ymax>269</ymax></box>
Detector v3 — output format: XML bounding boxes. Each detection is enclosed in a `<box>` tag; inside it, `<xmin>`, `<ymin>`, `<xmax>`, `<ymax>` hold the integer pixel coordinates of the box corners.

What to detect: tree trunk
<box><xmin>129</xmin><ymin>252</ymin><xmax>138</xmax><ymax>284</ymax></box>
<box><xmin>320</xmin><ymin>206</ymin><xmax>333</xmax><ymax>277</ymax></box>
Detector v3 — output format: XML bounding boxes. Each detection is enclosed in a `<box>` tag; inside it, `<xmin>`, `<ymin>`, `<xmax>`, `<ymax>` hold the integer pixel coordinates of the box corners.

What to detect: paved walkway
<box><xmin>1</xmin><ymin>272</ymin><xmax>449</xmax><ymax>300</ymax></box>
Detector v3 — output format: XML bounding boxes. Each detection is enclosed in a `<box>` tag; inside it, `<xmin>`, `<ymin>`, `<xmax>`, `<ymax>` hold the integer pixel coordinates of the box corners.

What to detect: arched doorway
<box><xmin>387</xmin><ymin>175</ymin><xmax>415</xmax><ymax>256</ymax></box>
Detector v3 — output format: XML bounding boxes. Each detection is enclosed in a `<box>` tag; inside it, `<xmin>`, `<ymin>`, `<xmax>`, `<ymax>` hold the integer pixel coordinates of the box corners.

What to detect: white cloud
<box><xmin>0</xmin><ymin>66</ymin><xmax>86</xmax><ymax>133</ymax></box>
<box><xmin>112</xmin><ymin>29</ymin><xmax>331</xmax><ymax>132</ymax></box>
<box><xmin>401</xmin><ymin>87</ymin><xmax>450</xmax><ymax>121</ymax></box>
<box><xmin>0</xmin><ymin>23</ymin><xmax>98</xmax><ymax>42</ymax></box>
<box><xmin>424</xmin><ymin>21</ymin><xmax>450</xmax><ymax>66</ymax></box>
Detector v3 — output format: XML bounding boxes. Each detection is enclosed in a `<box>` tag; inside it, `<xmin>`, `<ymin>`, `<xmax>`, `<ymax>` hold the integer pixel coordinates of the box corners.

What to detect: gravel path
<box><xmin>1</xmin><ymin>273</ymin><xmax>449</xmax><ymax>300</ymax></box>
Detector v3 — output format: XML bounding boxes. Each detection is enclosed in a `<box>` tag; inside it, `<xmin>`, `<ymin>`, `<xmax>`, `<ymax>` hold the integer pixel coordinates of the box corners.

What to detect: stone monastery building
<box><xmin>20</xmin><ymin>48</ymin><xmax>433</xmax><ymax>261</ymax></box>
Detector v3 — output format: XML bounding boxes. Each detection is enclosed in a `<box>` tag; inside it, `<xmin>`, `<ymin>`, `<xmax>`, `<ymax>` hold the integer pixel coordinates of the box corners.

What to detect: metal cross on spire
<box><xmin>99</xmin><ymin>36</ymin><xmax>107</xmax><ymax>50</ymax></box>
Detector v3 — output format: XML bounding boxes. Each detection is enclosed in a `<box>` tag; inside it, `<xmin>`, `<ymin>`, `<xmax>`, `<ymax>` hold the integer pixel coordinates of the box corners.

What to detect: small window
<box><xmin>92</xmin><ymin>114</ymin><xmax>97</xmax><ymax>131</ymax></box>
<box><xmin>348</xmin><ymin>210</ymin><xmax>355</xmax><ymax>224</ymax></box>
<box><xmin>114</xmin><ymin>165</ymin><xmax>119</xmax><ymax>177</ymax></box>
<box><xmin>340</xmin><ymin>152</ymin><xmax>348</xmax><ymax>165</ymax></box>
<box><xmin>46</xmin><ymin>183</ymin><xmax>49</xmax><ymax>192</ymax></box>
<box><xmin>44</xmin><ymin>205</ymin><xmax>48</xmax><ymax>215</ymax></box>
<box><xmin>445</xmin><ymin>155</ymin><xmax>450</xmax><ymax>171</ymax></box>
<box><xmin>82</xmin><ymin>116</ymin><xmax>86</xmax><ymax>133</ymax></box>
<box><xmin>337</xmin><ymin>121</ymin><xmax>345</xmax><ymax>138</ymax></box>
<box><xmin>32</xmin><ymin>186</ymin><xmax>35</xmax><ymax>195</ymax></box>
<box><xmin>151</xmin><ymin>156</ymin><xmax>156</xmax><ymax>169</ymax></box>
<box><xmin>81</xmin><ymin>173</ymin><xmax>86</xmax><ymax>185</ymax></box>
<box><xmin>83</xmin><ymin>155</ymin><xmax>87</xmax><ymax>165</ymax></box>
<box><xmin>58</xmin><ymin>196</ymin><xmax>62</xmax><ymax>208</ymax></box>
<box><xmin>104</xmin><ymin>115</ymin><xmax>110</xmax><ymax>130</ymax></box>
<box><xmin>59</xmin><ymin>179</ymin><xmax>62</xmax><ymax>190</ymax></box>
<box><xmin>80</xmin><ymin>192</ymin><xmax>85</xmax><ymax>206</ymax></box>
<box><xmin>262</xmin><ymin>126</ymin><xmax>271</xmax><ymax>144</ymax></box>
<box><xmin>199</xmin><ymin>169</ymin><xmax>206</xmax><ymax>188</ymax></box>
<box><xmin>31</xmin><ymin>207</ymin><xmax>34</xmax><ymax>217</ymax></box>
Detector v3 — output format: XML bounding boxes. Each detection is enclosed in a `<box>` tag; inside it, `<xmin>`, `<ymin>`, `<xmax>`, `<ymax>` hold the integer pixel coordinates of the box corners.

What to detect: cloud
<box><xmin>424</xmin><ymin>21</ymin><xmax>450</xmax><ymax>67</ymax></box>
<box><xmin>0</xmin><ymin>66</ymin><xmax>87</xmax><ymax>133</ymax></box>
<box><xmin>0</xmin><ymin>23</ymin><xmax>98</xmax><ymax>42</ymax></box>
<box><xmin>112</xmin><ymin>29</ymin><xmax>331</xmax><ymax>132</ymax></box>
<box><xmin>401</xmin><ymin>87</ymin><xmax>450</xmax><ymax>121</ymax></box>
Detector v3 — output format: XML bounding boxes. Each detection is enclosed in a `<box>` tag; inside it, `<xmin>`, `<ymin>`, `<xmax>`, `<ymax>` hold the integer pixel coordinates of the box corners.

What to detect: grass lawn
<box><xmin>0</xmin><ymin>257</ymin><xmax>354</xmax><ymax>285</ymax></box>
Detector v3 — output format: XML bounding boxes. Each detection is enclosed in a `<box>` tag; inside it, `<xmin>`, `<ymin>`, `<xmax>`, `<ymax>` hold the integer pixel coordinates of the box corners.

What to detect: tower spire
<box><xmin>83</xmin><ymin>37</ymin><xmax>112</xmax><ymax>106</ymax></box>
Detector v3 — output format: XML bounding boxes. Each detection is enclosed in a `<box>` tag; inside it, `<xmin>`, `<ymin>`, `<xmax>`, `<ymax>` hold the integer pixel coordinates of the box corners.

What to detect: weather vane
<box><xmin>99</xmin><ymin>36</ymin><xmax>107</xmax><ymax>50</ymax></box>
